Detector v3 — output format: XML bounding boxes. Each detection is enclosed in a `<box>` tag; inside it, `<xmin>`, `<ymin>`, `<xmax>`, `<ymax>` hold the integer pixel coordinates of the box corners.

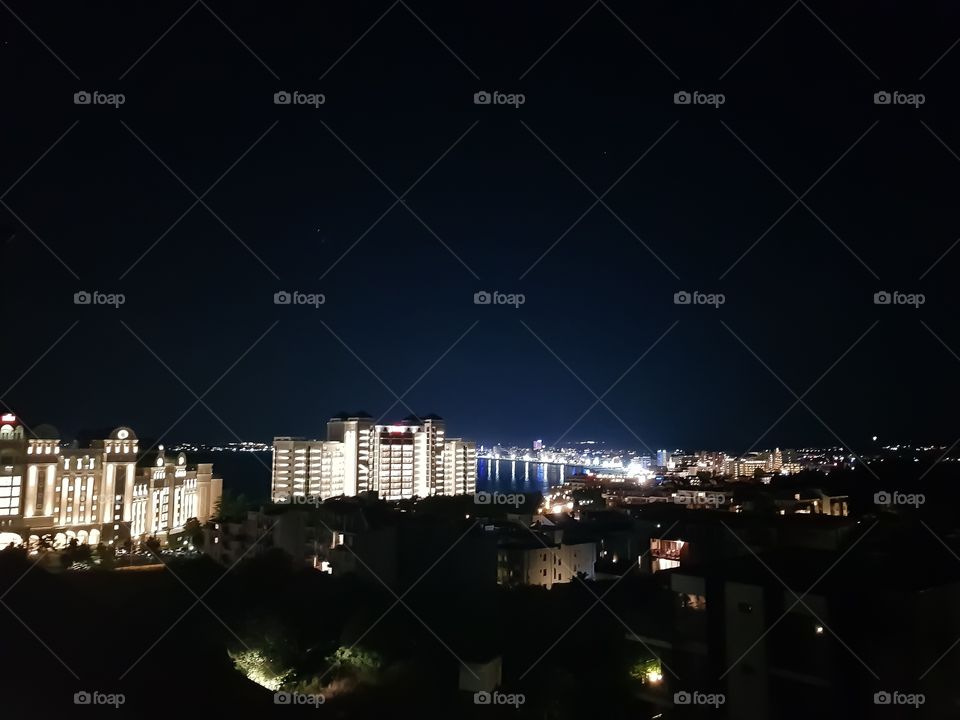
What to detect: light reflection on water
<box><xmin>476</xmin><ymin>458</ymin><xmax>587</xmax><ymax>494</ymax></box>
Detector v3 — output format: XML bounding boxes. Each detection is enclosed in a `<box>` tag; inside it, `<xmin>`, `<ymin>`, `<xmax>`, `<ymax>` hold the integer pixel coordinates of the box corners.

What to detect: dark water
<box><xmin>195</xmin><ymin>452</ymin><xmax>586</xmax><ymax>501</ymax></box>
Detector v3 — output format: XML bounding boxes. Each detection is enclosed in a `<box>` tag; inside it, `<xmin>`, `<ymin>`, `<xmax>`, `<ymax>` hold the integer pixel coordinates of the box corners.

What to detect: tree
<box><xmin>214</xmin><ymin>489</ymin><xmax>249</xmax><ymax>522</ymax></box>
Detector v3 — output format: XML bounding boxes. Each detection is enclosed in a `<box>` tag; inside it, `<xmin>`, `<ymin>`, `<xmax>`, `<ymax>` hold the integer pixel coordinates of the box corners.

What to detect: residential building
<box><xmin>272</xmin><ymin>412</ymin><xmax>476</xmax><ymax>502</ymax></box>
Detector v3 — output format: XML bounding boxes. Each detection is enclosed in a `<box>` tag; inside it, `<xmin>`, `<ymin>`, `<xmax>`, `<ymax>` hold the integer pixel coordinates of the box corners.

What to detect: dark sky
<box><xmin>1</xmin><ymin>1</ymin><xmax>959</xmax><ymax>454</ymax></box>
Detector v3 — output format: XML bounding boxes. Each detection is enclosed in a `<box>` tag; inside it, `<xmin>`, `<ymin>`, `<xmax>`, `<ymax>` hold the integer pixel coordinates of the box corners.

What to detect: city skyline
<box><xmin>3</xmin><ymin>3</ymin><xmax>960</xmax><ymax>456</ymax></box>
<box><xmin>3</xmin><ymin>2</ymin><xmax>960</xmax><ymax>716</ymax></box>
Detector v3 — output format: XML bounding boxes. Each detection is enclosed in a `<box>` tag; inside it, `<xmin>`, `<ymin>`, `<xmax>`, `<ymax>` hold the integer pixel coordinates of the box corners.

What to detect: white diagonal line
<box><xmin>199</xmin><ymin>0</ymin><xmax>280</xmax><ymax>79</ymax></box>
<box><xmin>319</xmin><ymin>517</ymin><xmax>481</xmax><ymax>678</ymax></box>
<box><xmin>0</xmin><ymin>598</ymin><xmax>80</xmax><ymax>678</ymax></box>
<box><xmin>520</xmin><ymin>0</ymin><xmax>600</xmax><ymax>80</ymax></box>
<box><xmin>120</xmin><ymin>521</ymin><xmax>279</xmax><ymax>679</ymax></box>
<box><xmin>920</xmin><ymin>35</ymin><xmax>960</xmax><ymax>80</ymax></box>
<box><xmin>158</xmin><ymin>558</ymin><xmax>252</xmax><ymax>652</ymax></box>
<box><xmin>310</xmin><ymin>518</ymin><xmax>481</xmax><ymax>684</ymax></box>
<box><xmin>1</xmin><ymin>121</ymin><xmax>79</xmax><ymax>200</ymax></box>
<box><xmin>921</xmin><ymin>120</ymin><xmax>960</xmax><ymax>164</ymax></box>
<box><xmin>743</xmin><ymin>321</ymin><xmax>877</xmax><ymax>454</ymax></box>
<box><xmin>552</xmin><ymin>321</ymin><xmax>678</xmax><ymax>447</ymax></box>
<box><xmin>515</xmin><ymin>521</ymin><xmax>678</xmax><ymax>679</ymax></box>
<box><xmin>719</xmin><ymin>0</ymin><xmax>800</xmax><ymax>80</ymax></box>
<box><xmin>915</xmin><ymin>323</ymin><xmax>960</xmax><ymax>486</ymax></box>
<box><xmin>120</xmin><ymin>321</ymin><xmax>279</xmax><ymax>472</ymax></box>
<box><xmin>722</xmin><ymin>523</ymin><xmax>879</xmax><ymax>679</ymax></box>
<box><xmin>719</xmin><ymin>121</ymin><xmax>878</xmax><ymax>280</ymax></box>
<box><xmin>518</xmin><ymin>521</ymin><xmax>679</xmax><ymax>679</ymax></box>
<box><xmin>319</xmin><ymin>321</ymin><xmax>418</xmax><ymax>419</ymax></box>
<box><xmin>1</xmin><ymin>321</ymin><xmax>78</xmax><ymax>399</ymax></box>
<box><xmin>919</xmin><ymin>521</ymin><xmax>960</xmax><ymax>678</ymax></box>
<box><xmin>319</xmin><ymin>0</ymin><xmax>401</xmax><ymax>80</ymax></box>
<box><xmin>521</xmin><ymin>320</ymin><xmax>658</xmax><ymax>458</ymax></box>
<box><xmin>399</xmin><ymin>1</ymin><xmax>479</xmax><ymax>79</ymax></box>
<box><xmin>719</xmin><ymin>520</ymin><xmax>877</xmax><ymax>679</ymax></box>
<box><xmin>920</xmin><ymin>237</ymin><xmax>960</xmax><ymax>280</ymax></box>
<box><xmin>0</xmin><ymin>0</ymin><xmax>80</xmax><ymax>79</ymax></box>
<box><xmin>320</xmin><ymin>120</ymin><xmax>480</xmax><ymax>279</ymax></box>
<box><xmin>119</xmin><ymin>120</ymin><xmax>279</xmax><ymax>279</ymax></box>
<box><xmin>721</xmin><ymin>321</ymin><xmax>880</xmax><ymax>480</ymax></box>
<box><xmin>319</xmin><ymin>121</ymin><xmax>478</xmax><ymax>280</ymax></box>
<box><xmin>798</xmin><ymin>1</ymin><xmax>879</xmax><ymax>79</ymax></box>
<box><xmin>598</xmin><ymin>1</ymin><xmax>679</xmax><ymax>80</ymax></box>
<box><xmin>376</xmin><ymin>321</ymin><xmax>479</xmax><ymax>423</ymax></box>
<box><xmin>520</xmin><ymin>120</ymin><xmax>679</xmax><ymax>280</ymax></box>
<box><xmin>0</xmin><ymin>201</ymin><xmax>81</xmax><ymax>279</ymax></box>
<box><xmin>119</xmin><ymin>0</ymin><xmax>201</xmax><ymax>79</ymax></box>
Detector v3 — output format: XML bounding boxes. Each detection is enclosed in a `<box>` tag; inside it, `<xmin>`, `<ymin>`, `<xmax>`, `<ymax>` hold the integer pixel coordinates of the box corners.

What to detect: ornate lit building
<box><xmin>0</xmin><ymin>414</ymin><xmax>222</xmax><ymax>548</ymax></box>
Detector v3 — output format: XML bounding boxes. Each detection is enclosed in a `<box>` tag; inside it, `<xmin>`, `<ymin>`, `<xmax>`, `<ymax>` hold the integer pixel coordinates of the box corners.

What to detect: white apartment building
<box><xmin>271</xmin><ymin>413</ymin><xmax>476</xmax><ymax>503</ymax></box>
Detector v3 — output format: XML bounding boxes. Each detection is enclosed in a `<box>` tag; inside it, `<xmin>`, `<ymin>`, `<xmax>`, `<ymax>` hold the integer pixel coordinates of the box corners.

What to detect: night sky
<box><xmin>2</xmin><ymin>1</ymin><xmax>959</xmax><ymax>454</ymax></box>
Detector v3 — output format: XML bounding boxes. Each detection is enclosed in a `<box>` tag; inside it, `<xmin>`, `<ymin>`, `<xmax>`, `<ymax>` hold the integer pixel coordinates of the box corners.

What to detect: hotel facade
<box><xmin>0</xmin><ymin>414</ymin><xmax>222</xmax><ymax>548</ymax></box>
<box><xmin>272</xmin><ymin>414</ymin><xmax>477</xmax><ymax>503</ymax></box>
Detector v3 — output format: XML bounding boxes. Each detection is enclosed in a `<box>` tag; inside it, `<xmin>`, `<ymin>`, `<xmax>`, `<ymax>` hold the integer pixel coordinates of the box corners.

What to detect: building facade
<box><xmin>0</xmin><ymin>414</ymin><xmax>221</xmax><ymax>548</ymax></box>
<box><xmin>272</xmin><ymin>413</ymin><xmax>476</xmax><ymax>503</ymax></box>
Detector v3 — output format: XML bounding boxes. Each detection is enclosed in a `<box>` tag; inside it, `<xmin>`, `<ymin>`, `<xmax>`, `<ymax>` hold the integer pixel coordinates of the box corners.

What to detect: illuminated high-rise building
<box><xmin>271</xmin><ymin>412</ymin><xmax>475</xmax><ymax>503</ymax></box>
<box><xmin>443</xmin><ymin>438</ymin><xmax>477</xmax><ymax>495</ymax></box>
<box><xmin>271</xmin><ymin>438</ymin><xmax>345</xmax><ymax>501</ymax></box>
<box><xmin>325</xmin><ymin>414</ymin><xmax>374</xmax><ymax>495</ymax></box>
